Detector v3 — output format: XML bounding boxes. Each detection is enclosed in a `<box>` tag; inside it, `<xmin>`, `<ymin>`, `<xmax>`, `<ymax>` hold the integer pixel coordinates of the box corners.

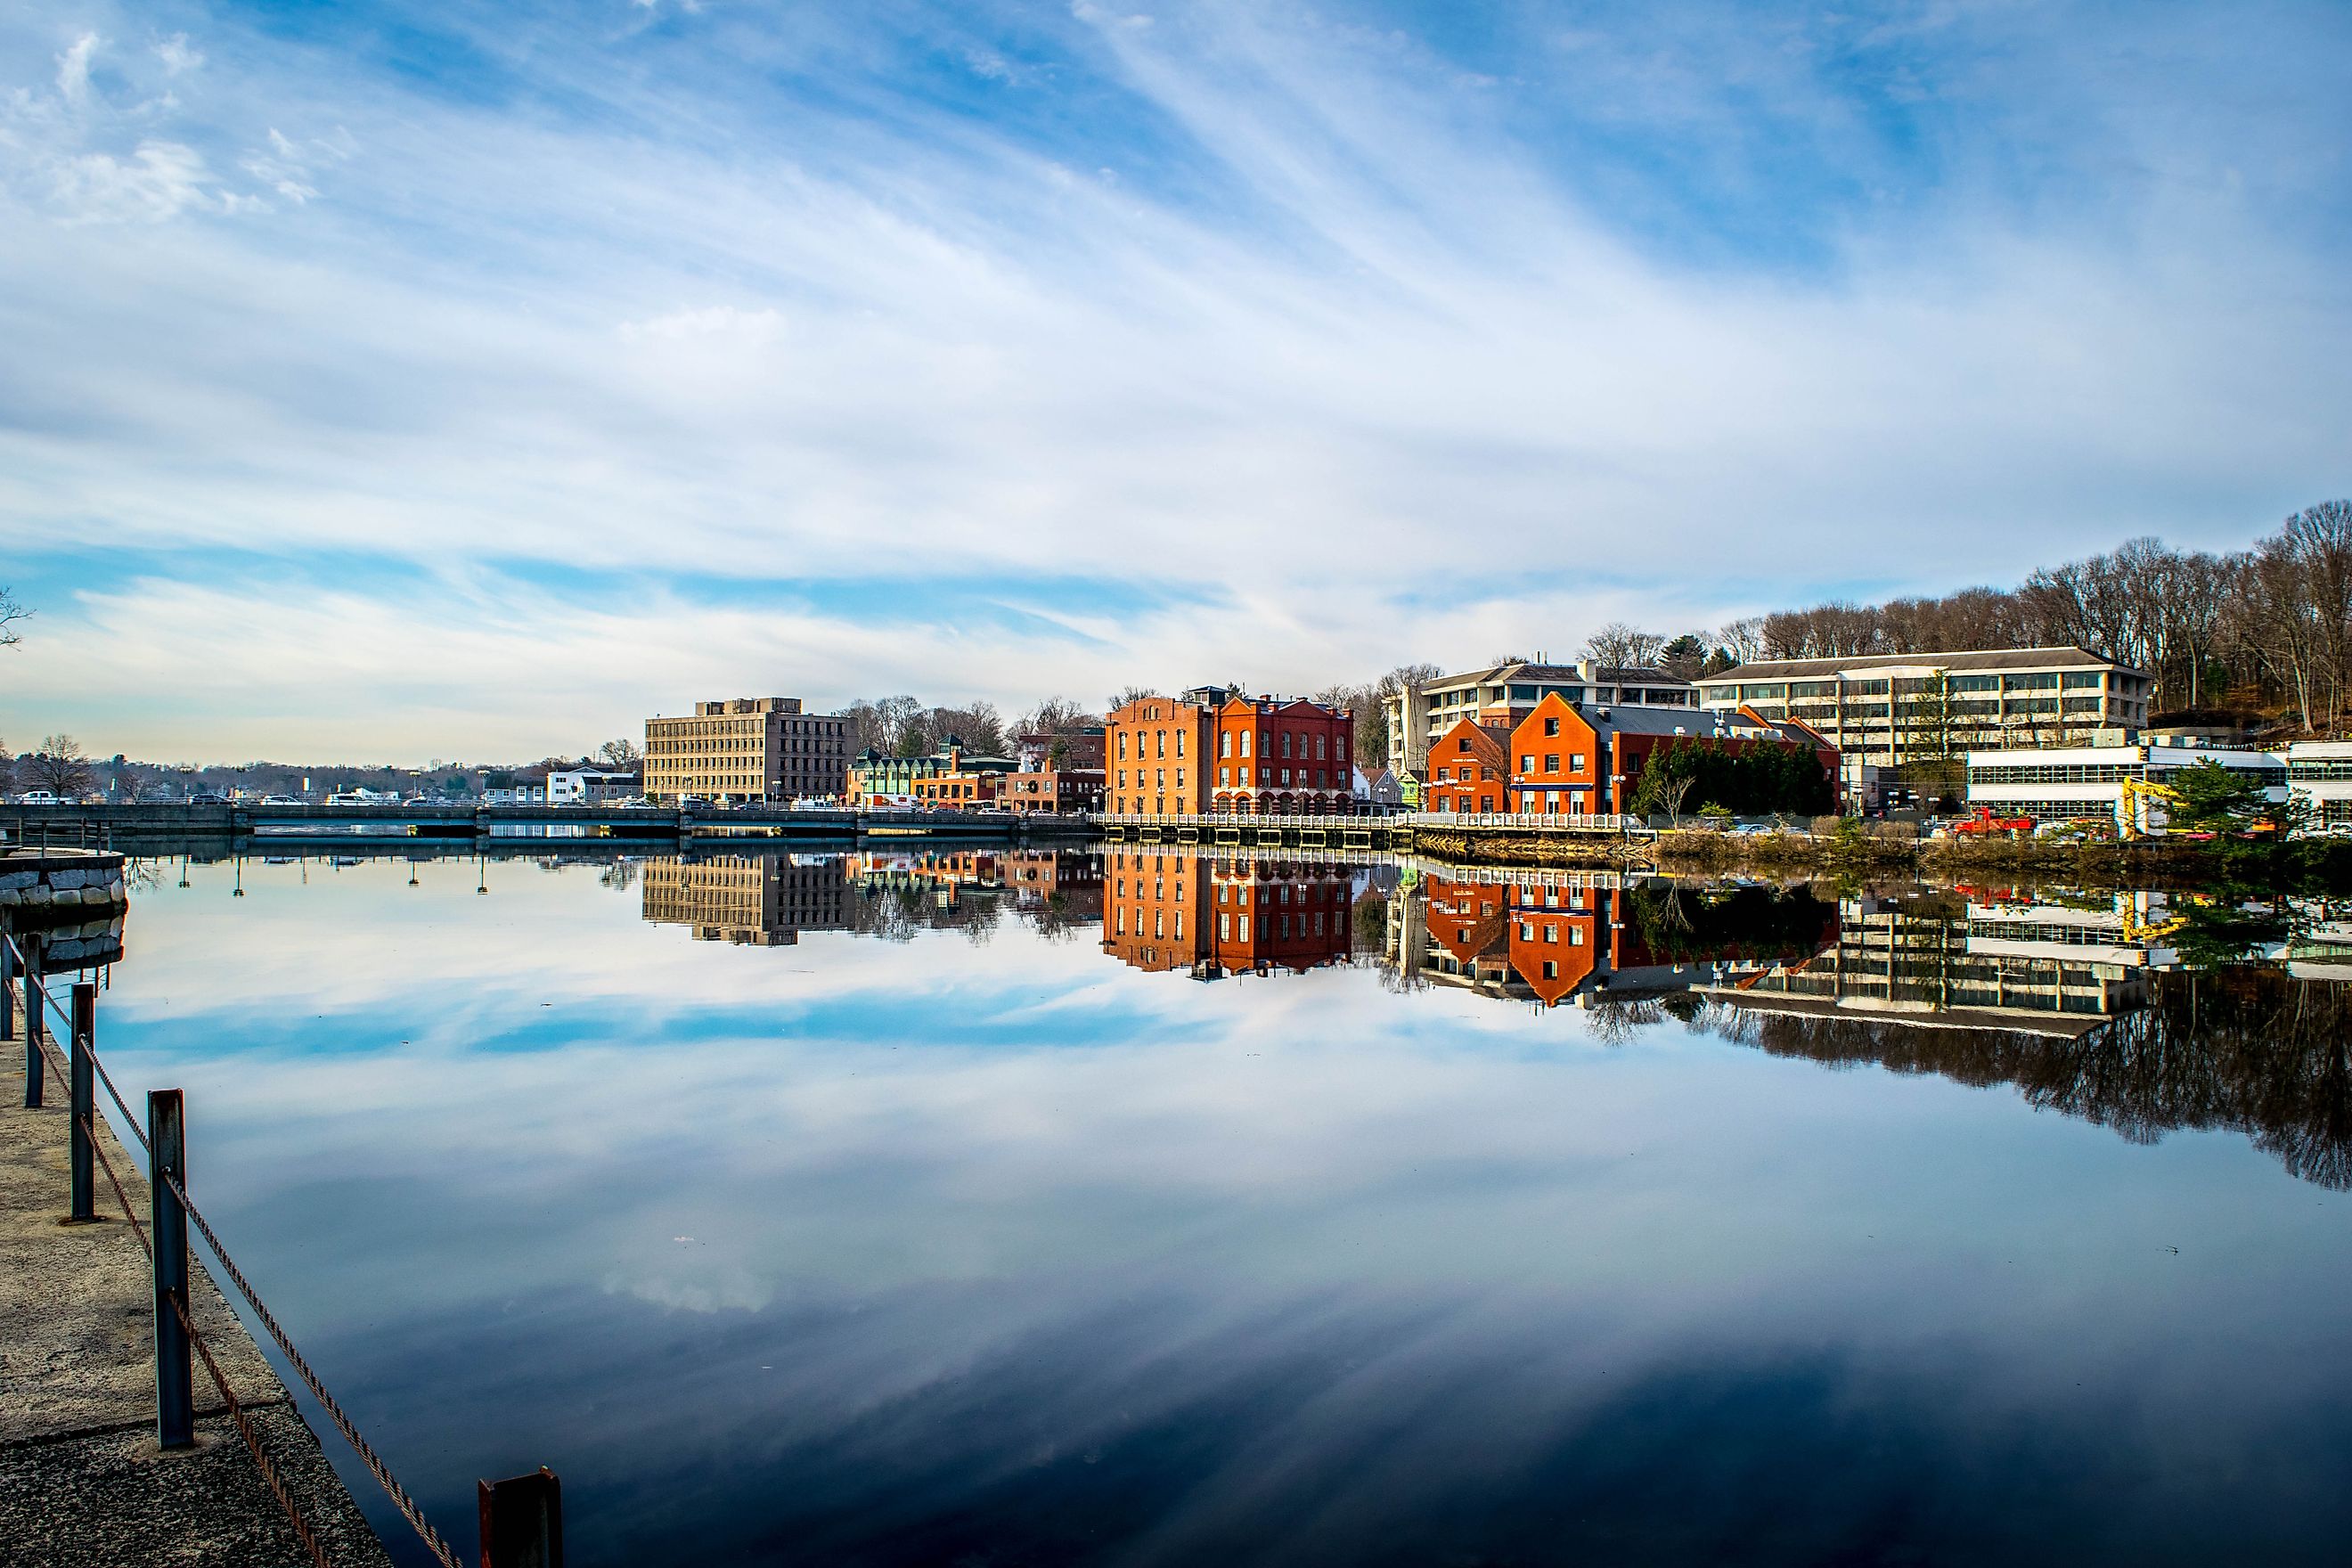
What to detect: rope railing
<box><xmin>6</xmin><ymin>935</ymin><xmax>470</xmax><ymax>1568</ymax></box>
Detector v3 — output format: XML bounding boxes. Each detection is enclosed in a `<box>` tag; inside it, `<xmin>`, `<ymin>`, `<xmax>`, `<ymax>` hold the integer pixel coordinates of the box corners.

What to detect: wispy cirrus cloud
<box><xmin>1</xmin><ymin>1</ymin><xmax>2348</xmax><ymax>760</ymax></box>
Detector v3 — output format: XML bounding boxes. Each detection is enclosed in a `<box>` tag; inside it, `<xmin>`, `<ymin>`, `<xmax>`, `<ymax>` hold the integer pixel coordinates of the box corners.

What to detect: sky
<box><xmin>1</xmin><ymin>0</ymin><xmax>2348</xmax><ymax>765</ymax></box>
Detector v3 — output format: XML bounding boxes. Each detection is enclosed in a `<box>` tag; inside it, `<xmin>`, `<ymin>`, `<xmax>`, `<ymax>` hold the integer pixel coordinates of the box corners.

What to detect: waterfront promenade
<box><xmin>0</xmin><ymin>986</ymin><xmax>390</xmax><ymax>1568</ymax></box>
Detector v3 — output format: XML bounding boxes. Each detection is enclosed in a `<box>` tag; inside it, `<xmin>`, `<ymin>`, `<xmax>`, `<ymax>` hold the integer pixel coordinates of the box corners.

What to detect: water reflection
<box><xmin>58</xmin><ymin>847</ymin><xmax>2352</xmax><ymax>1565</ymax></box>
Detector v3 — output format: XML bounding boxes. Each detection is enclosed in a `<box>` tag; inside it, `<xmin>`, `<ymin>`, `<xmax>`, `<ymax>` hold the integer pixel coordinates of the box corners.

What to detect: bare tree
<box><xmin>0</xmin><ymin>587</ymin><xmax>26</xmax><ymax>648</ymax></box>
<box><xmin>0</xmin><ymin>739</ymin><xmax>12</xmax><ymax>795</ymax></box>
<box><xmin>596</xmin><ymin>738</ymin><xmax>642</xmax><ymax>769</ymax></box>
<box><xmin>27</xmin><ymin>735</ymin><xmax>94</xmax><ymax>797</ymax></box>
<box><xmin>1582</xmin><ymin>622</ymin><xmax>1667</xmax><ymax>670</ymax></box>
<box><xmin>1717</xmin><ymin>617</ymin><xmax>1768</xmax><ymax>666</ymax></box>
<box><xmin>1108</xmin><ymin>684</ymin><xmax>1156</xmax><ymax>714</ymax></box>
<box><xmin>1017</xmin><ymin>697</ymin><xmax>1100</xmax><ymax>736</ymax></box>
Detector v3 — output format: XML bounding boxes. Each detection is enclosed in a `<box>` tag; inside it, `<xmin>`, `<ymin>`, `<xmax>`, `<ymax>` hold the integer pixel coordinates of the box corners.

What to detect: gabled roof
<box><xmin>1695</xmin><ymin>645</ymin><xmax>2136</xmax><ymax>682</ymax></box>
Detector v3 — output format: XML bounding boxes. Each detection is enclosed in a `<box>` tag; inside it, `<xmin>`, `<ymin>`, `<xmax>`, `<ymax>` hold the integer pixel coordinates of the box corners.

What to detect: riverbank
<box><xmin>0</xmin><ymin>989</ymin><xmax>390</xmax><ymax>1567</ymax></box>
<box><xmin>1643</xmin><ymin>827</ymin><xmax>2352</xmax><ymax>888</ymax></box>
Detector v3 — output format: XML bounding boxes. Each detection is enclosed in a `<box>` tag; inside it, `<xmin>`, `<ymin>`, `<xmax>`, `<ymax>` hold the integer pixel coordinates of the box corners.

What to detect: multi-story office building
<box><xmin>1965</xmin><ymin>739</ymin><xmax>2286</xmax><ymax>829</ymax></box>
<box><xmin>1383</xmin><ymin>659</ymin><xmax>1700</xmax><ymax>778</ymax></box>
<box><xmin>1694</xmin><ymin>647</ymin><xmax>2151</xmax><ymax>798</ymax></box>
<box><xmin>643</xmin><ymin>698</ymin><xmax>849</xmax><ymax>804</ymax></box>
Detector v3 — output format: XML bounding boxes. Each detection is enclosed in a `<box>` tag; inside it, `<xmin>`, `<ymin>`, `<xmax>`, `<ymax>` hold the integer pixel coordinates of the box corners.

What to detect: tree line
<box><xmin>1724</xmin><ymin>500</ymin><xmax>2352</xmax><ymax>728</ymax></box>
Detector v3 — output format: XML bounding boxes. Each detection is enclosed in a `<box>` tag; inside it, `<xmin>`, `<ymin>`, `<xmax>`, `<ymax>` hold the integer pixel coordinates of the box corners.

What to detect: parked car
<box><xmin>17</xmin><ymin>789</ymin><xmax>61</xmax><ymax>805</ymax></box>
<box><xmin>259</xmin><ymin>795</ymin><xmax>306</xmax><ymax>805</ymax></box>
<box><xmin>188</xmin><ymin>791</ymin><xmax>228</xmax><ymax>805</ymax></box>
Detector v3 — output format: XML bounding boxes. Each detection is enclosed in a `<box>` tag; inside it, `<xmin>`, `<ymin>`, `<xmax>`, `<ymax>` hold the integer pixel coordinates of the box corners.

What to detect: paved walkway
<box><xmin>0</xmin><ymin>987</ymin><xmax>393</xmax><ymax>1567</ymax></box>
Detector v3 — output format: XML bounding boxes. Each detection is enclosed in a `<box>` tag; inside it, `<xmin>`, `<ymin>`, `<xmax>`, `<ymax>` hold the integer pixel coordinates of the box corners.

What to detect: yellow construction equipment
<box><xmin>2117</xmin><ymin>775</ymin><xmax>2181</xmax><ymax>841</ymax></box>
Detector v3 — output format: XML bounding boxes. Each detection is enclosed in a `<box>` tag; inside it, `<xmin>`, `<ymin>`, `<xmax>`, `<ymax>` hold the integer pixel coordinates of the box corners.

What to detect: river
<box><xmin>71</xmin><ymin>845</ymin><xmax>2352</xmax><ymax>1564</ymax></box>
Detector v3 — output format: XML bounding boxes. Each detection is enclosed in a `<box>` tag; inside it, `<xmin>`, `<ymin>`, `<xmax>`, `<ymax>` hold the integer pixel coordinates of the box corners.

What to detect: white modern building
<box><xmin>2285</xmin><ymin>742</ymin><xmax>2352</xmax><ymax>829</ymax></box>
<box><xmin>1964</xmin><ymin>739</ymin><xmax>2286</xmax><ymax>830</ymax></box>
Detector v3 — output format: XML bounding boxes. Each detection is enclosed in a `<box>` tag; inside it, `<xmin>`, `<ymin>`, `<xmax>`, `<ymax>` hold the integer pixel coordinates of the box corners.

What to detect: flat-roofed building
<box><xmin>643</xmin><ymin>698</ymin><xmax>849</xmax><ymax>804</ymax></box>
<box><xmin>1694</xmin><ymin>647</ymin><xmax>2151</xmax><ymax>800</ymax></box>
<box><xmin>1383</xmin><ymin>659</ymin><xmax>1699</xmax><ymax>779</ymax></box>
<box><xmin>1966</xmin><ymin>739</ymin><xmax>2286</xmax><ymax>829</ymax></box>
<box><xmin>2287</xmin><ymin>741</ymin><xmax>2352</xmax><ymax>829</ymax></box>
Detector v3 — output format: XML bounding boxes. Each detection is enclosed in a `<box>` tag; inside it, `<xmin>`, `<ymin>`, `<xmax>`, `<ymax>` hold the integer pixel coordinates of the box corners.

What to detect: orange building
<box><xmin>1418</xmin><ymin>694</ymin><xmax>1840</xmax><ymax>817</ymax></box>
<box><xmin>1424</xmin><ymin>718</ymin><xmax>1515</xmax><ymax>814</ymax></box>
<box><xmin>1106</xmin><ymin>694</ymin><xmax>1214</xmax><ymax>817</ymax></box>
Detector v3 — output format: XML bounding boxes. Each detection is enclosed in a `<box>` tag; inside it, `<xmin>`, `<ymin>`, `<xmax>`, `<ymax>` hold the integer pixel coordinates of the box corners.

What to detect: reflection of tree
<box><xmin>1702</xmin><ymin>965</ymin><xmax>2352</xmax><ymax>1189</ymax></box>
<box><xmin>2169</xmin><ymin>892</ymin><xmax>2297</xmax><ymax>968</ymax></box>
<box><xmin>600</xmin><ymin>861</ymin><xmax>640</xmax><ymax>892</ymax></box>
<box><xmin>1625</xmin><ymin>881</ymin><xmax>1840</xmax><ymax>964</ymax></box>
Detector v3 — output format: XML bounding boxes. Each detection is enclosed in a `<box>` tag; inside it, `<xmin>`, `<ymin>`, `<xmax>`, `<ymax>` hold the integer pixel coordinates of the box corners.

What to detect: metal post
<box><xmin>1</xmin><ymin>934</ymin><xmax>12</xmax><ymax>1043</ymax></box>
<box><xmin>21</xmin><ymin>935</ymin><xmax>41</xmax><ymax>1108</ymax></box>
<box><xmin>69</xmin><ymin>984</ymin><xmax>96</xmax><ymax>1222</ymax></box>
<box><xmin>479</xmin><ymin>1467</ymin><xmax>564</xmax><ymax>1568</ymax></box>
<box><xmin>148</xmin><ymin>1089</ymin><xmax>193</xmax><ymax>1449</ymax></box>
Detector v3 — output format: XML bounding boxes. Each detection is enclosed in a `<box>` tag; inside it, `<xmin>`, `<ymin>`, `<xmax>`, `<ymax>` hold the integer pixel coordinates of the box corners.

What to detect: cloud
<box><xmin>0</xmin><ymin>1</ymin><xmax>2348</xmax><ymax>760</ymax></box>
<box><xmin>54</xmin><ymin>29</ymin><xmax>96</xmax><ymax>106</ymax></box>
<box><xmin>154</xmin><ymin>32</ymin><xmax>202</xmax><ymax>76</ymax></box>
<box><xmin>50</xmin><ymin>138</ymin><xmax>216</xmax><ymax>223</ymax></box>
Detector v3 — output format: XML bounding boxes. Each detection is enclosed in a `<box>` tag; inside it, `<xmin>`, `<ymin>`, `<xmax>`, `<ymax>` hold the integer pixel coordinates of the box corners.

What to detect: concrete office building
<box><xmin>1695</xmin><ymin>647</ymin><xmax>2151</xmax><ymax>801</ymax></box>
<box><xmin>643</xmin><ymin>698</ymin><xmax>849</xmax><ymax>804</ymax></box>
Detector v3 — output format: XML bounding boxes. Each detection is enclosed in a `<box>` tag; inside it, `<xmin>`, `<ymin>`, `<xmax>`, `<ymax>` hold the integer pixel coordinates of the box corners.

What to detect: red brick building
<box><xmin>995</xmin><ymin>768</ymin><xmax>1106</xmax><ymax>813</ymax></box>
<box><xmin>1424</xmin><ymin>718</ymin><xmax>1515</xmax><ymax>814</ymax></box>
<box><xmin>1109</xmin><ymin>689</ymin><xmax>1356</xmax><ymax>816</ymax></box>
<box><xmin>1208</xmin><ymin>695</ymin><xmax>1354</xmax><ymax>815</ymax></box>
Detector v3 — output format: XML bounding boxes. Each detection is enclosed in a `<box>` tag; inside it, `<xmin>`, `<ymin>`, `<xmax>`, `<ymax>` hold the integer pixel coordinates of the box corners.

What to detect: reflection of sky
<box><xmin>94</xmin><ymin>858</ymin><xmax>2352</xmax><ymax>1565</ymax></box>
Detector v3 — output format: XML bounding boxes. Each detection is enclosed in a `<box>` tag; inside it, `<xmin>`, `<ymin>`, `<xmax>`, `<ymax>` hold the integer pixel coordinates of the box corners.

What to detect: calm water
<box><xmin>69</xmin><ymin>847</ymin><xmax>2352</xmax><ymax>1564</ymax></box>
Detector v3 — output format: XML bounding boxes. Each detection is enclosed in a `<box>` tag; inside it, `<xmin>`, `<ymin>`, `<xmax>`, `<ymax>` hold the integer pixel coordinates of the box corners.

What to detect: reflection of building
<box><xmin>1000</xmin><ymin>850</ymin><xmax>1105</xmax><ymax>922</ymax></box>
<box><xmin>1715</xmin><ymin>890</ymin><xmax>2166</xmax><ymax>1033</ymax></box>
<box><xmin>1101</xmin><ymin>850</ymin><xmax>1353</xmax><ymax>976</ymax></box>
<box><xmin>644</xmin><ymin>698</ymin><xmax>849</xmax><ymax>804</ymax></box>
<box><xmin>1401</xmin><ymin>874</ymin><xmax>1839</xmax><ymax>1007</ymax></box>
<box><xmin>640</xmin><ymin>853</ymin><xmax>859</xmax><ymax>944</ymax></box>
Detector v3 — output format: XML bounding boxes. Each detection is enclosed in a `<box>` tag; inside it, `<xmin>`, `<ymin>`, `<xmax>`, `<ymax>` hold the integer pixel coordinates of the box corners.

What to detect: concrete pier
<box><xmin>0</xmin><ymin>988</ymin><xmax>392</xmax><ymax>1567</ymax></box>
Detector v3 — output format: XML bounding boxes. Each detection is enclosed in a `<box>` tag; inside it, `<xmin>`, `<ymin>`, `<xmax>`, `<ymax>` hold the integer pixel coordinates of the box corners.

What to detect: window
<box><xmin>1221</xmin><ymin>733</ymin><xmax>1232</xmax><ymax>756</ymax></box>
<box><xmin>1544</xmin><ymin>753</ymin><xmax>1559</xmax><ymax>772</ymax></box>
<box><xmin>1241</xmin><ymin>732</ymin><xmax>1253</xmax><ymax>757</ymax></box>
<box><xmin>1521</xmin><ymin>755</ymin><xmax>1534</xmax><ymax>772</ymax></box>
<box><xmin>1156</xmin><ymin>731</ymin><xmax>1166</xmax><ymax>757</ymax></box>
<box><xmin>1118</xmin><ymin>732</ymin><xmax>1127</xmax><ymax>759</ymax></box>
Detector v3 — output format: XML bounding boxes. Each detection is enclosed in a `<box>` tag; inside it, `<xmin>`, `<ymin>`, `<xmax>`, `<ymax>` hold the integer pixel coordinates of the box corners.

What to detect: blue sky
<box><xmin>2</xmin><ymin>0</ymin><xmax>2348</xmax><ymax>763</ymax></box>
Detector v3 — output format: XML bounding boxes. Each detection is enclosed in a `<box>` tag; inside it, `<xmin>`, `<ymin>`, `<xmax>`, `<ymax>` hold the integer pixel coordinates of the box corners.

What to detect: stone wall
<box><xmin>0</xmin><ymin>852</ymin><xmax>129</xmax><ymax>916</ymax></box>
